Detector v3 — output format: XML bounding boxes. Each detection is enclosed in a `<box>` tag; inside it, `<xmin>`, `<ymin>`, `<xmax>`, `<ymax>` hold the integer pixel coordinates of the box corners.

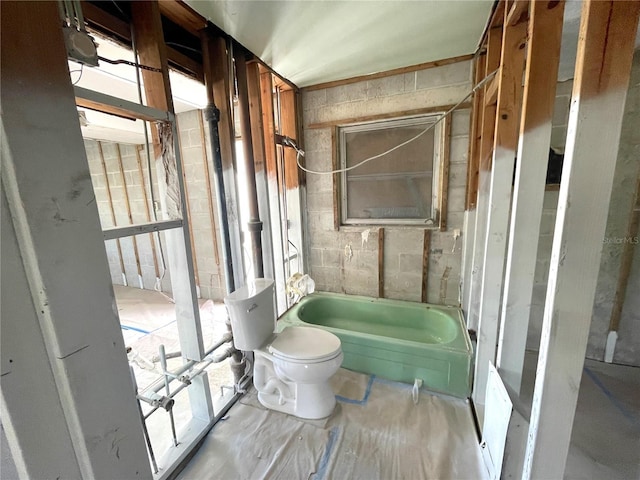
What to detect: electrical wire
<box><xmin>98</xmin><ymin>55</ymin><xmax>162</xmax><ymax>72</ymax></box>
<box><xmin>166</xmin><ymin>42</ymin><xmax>202</xmax><ymax>55</ymax></box>
<box><xmin>70</xmin><ymin>64</ymin><xmax>84</xmax><ymax>85</ymax></box>
<box><xmin>295</xmin><ymin>68</ymin><xmax>499</xmax><ymax>176</ymax></box>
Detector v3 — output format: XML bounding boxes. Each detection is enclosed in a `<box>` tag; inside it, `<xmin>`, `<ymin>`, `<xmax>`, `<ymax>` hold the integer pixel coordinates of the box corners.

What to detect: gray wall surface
<box><xmin>527</xmin><ymin>51</ymin><xmax>640</xmax><ymax>366</ymax></box>
<box><xmin>301</xmin><ymin>60</ymin><xmax>472</xmax><ymax>305</ymax></box>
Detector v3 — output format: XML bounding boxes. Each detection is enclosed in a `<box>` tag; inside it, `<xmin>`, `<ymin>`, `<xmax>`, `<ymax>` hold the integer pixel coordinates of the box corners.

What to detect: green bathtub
<box><xmin>277</xmin><ymin>292</ymin><xmax>473</xmax><ymax>398</ymax></box>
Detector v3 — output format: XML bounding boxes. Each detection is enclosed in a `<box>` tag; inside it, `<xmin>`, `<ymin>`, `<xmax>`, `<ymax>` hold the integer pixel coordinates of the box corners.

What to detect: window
<box><xmin>338</xmin><ymin>113</ymin><xmax>447</xmax><ymax>226</ymax></box>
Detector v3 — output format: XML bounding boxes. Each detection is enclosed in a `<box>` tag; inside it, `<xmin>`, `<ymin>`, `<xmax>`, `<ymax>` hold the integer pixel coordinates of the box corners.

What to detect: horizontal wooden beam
<box><xmin>484</xmin><ymin>72</ymin><xmax>500</xmax><ymax>106</ymax></box>
<box><xmin>158</xmin><ymin>0</ymin><xmax>208</xmax><ymax>36</ymax></box>
<box><xmin>102</xmin><ymin>219</ymin><xmax>183</xmax><ymax>241</ymax></box>
<box><xmin>507</xmin><ymin>0</ymin><xmax>530</xmax><ymax>26</ymax></box>
<box><xmin>74</xmin><ymin>86</ymin><xmax>173</xmax><ymax>122</ymax></box>
<box><xmin>82</xmin><ymin>1</ymin><xmax>203</xmax><ymax>82</ymax></box>
<box><xmin>307</xmin><ymin>103</ymin><xmax>469</xmax><ymax>129</ymax></box>
<box><xmin>303</xmin><ymin>53</ymin><xmax>474</xmax><ymax>92</ymax></box>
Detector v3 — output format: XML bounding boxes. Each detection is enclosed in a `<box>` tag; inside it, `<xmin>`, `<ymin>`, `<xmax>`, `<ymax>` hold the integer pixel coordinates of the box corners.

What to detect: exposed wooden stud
<box><xmin>497</xmin><ymin>0</ymin><xmax>565</xmax><ymax>395</ymax></box>
<box><xmin>506</xmin><ymin>0</ymin><xmax>530</xmax><ymax>26</ymax></box>
<box><xmin>303</xmin><ymin>53</ymin><xmax>474</xmax><ymax>92</ymax></box>
<box><xmin>523</xmin><ymin>2</ymin><xmax>640</xmax><ymax>478</ymax></box>
<box><xmin>307</xmin><ymin>103</ymin><xmax>469</xmax><ymax>130</ymax></box>
<box><xmin>98</xmin><ymin>141</ymin><xmax>128</xmax><ymax>283</ymax></box>
<box><xmin>115</xmin><ymin>144</ymin><xmax>144</xmax><ymax>288</ymax></box>
<box><xmin>421</xmin><ymin>229</ymin><xmax>431</xmax><ymax>302</ymax></box>
<box><xmin>74</xmin><ymin>86</ymin><xmax>172</xmax><ymax>122</ymax></box>
<box><xmin>609</xmin><ymin>174</ymin><xmax>640</xmax><ymax>333</ymax></box>
<box><xmin>464</xmin><ymin>25</ymin><xmax>503</xmax><ymax>328</ymax></box>
<box><xmin>331</xmin><ymin>126</ymin><xmax>340</xmax><ymax>230</ymax></box>
<box><xmin>465</xmin><ymin>53</ymin><xmax>486</xmax><ymax>210</ymax></box>
<box><xmin>439</xmin><ymin>114</ymin><xmax>451</xmax><ymax>231</ymax></box>
<box><xmin>280</xmin><ymin>89</ymin><xmax>302</xmax><ymax>189</ymax></box>
<box><xmin>483</xmin><ymin>73</ymin><xmax>500</xmax><ymax>106</ymax></box>
<box><xmin>479</xmin><ymin>27</ymin><xmax>503</xmax><ymax>170</ymax></box>
<box><xmin>378</xmin><ymin>227</ymin><xmax>385</xmax><ymax>298</ymax></box>
<box><xmin>131</xmin><ymin>0</ymin><xmax>206</xmax><ymax>363</ymax></box>
<box><xmin>473</xmin><ymin>7</ymin><xmax>528</xmax><ymax>409</ymax></box>
<box><xmin>134</xmin><ymin>145</ymin><xmax>161</xmax><ymax>278</ymax></box>
<box><xmin>158</xmin><ymin>0</ymin><xmax>208</xmax><ymax>36</ymax></box>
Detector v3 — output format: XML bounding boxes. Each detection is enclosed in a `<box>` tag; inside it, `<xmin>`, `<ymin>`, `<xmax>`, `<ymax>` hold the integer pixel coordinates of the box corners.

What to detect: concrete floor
<box><xmin>521</xmin><ymin>351</ymin><xmax>640</xmax><ymax>480</ymax></box>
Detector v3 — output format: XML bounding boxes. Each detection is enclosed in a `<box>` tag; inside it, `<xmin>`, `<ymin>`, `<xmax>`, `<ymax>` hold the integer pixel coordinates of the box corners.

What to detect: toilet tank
<box><xmin>224</xmin><ymin>278</ymin><xmax>276</xmax><ymax>350</ymax></box>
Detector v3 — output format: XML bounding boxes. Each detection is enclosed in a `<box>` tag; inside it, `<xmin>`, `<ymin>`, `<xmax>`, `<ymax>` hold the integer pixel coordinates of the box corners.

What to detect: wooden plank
<box><xmin>307</xmin><ymin>103</ymin><xmax>469</xmax><ymax>130</ymax></box>
<box><xmin>465</xmin><ymin>54</ymin><xmax>486</xmax><ymax>210</ymax></box>
<box><xmin>378</xmin><ymin>228</ymin><xmax>385</xmax><ymax>298</ymax></box>
<box><xmin>506</xmin><ymin>0</ymin><xmax>530</xmax><ymax>26</ymax></box>
<box><xmin>280</xmin><ymin>89</ymin><xmax>302</xmax><ymax>189</ymax></box>
<box><xmin>83</xmin><ymin>2</ymin><xmax>204</xmax><ymax>82</ymax></box>
<box><xmin>473</xmin><ymin>9</ymin><xmax>528</xmax><ymax>410</ymax></box>
<box><xmin>131</xmin><ymin>0</ymin><xmax>207</xmax><ymax>365</ymax></box>
<box><xmin>464</xmin><ymin>25</ymin><xmax>503</xmax><ymax>328</ymax></box>
<box><xmin>479</xmin><ymin>27</ymin><xmax>503</xmax><ymax>170</ymax></box>
<box><xmin>74</xmin><ymin>86</ymin><xmax>172</xmax><ymax>122</ymax></box>
<box><xmin>303</xmin><ymin>53</ymin><xmax>473</xmax><ymax>92</ymax></box>
<box><xmin>102</xmin><ymin>219</ymin><xmax>183</xmax><ymax>241</ymax></box>
<box><xmin>421</xmin><ymin>230</ymin><xmax>431</xmax><ymax>302</ymax></box>
<box><xmin>331</xmin><ymin>126</ymin><xmax>340</xmax><ymax>230</ymax></box>
<box><xmin>496</xmin><ymin>0</ymin><xmax>565</xmax><ymax>395</ymax></box>
<box><xmin>483</xmin><ymin>72</ymin><xmax>500</xmax><ymax>106</ymax></box>
<box><xmin>158</xmin><ymin>0</ymin><xmax>207</xmax><ymax>36</ymax></box>
<box><xmin>523</xmin><ymin>2</ymin><xmax>640</xmax><ymax>478</ymax></box>
<box><xmin>0</xmin><ymin>2</ymin><xmax>151</xmax><ymax>475</ymax></box>
<box><xmin>439</xmin><ymin>115</ymin><xmax>451</xmax><ymax>231</ymax></box>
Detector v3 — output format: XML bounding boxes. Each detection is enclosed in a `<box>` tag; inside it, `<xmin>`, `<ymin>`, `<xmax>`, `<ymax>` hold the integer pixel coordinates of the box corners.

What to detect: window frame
<box><xmin>336</xmin><ymin>113</ymin><xmax>449</xmax><ymax>228</ymax></box>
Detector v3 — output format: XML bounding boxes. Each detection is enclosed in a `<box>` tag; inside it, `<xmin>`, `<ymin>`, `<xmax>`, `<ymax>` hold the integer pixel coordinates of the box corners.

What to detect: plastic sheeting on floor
<box><xmin>177</xmin><ymin>369</ymin><xmax>487</xmax><ymax>480</ymax></box>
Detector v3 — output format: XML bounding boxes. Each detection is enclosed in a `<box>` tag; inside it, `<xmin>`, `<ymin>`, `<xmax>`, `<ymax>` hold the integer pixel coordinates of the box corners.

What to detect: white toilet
<box><xmin>224</xmin><ymin>278</ymin><xmax>343</xmax><ymax>420</ymax></box>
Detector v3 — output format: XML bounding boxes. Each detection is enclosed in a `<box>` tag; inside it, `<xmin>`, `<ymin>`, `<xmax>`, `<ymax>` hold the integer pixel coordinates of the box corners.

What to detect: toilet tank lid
<box><xmin>269</xmin><ymin>326</ymin><xmax>341</xmax><ymax>361</ymax></box>
<box><xmin>224</xmin><ymin>278</ymin><xmax>274</xmax><ymax>304</ymax></box>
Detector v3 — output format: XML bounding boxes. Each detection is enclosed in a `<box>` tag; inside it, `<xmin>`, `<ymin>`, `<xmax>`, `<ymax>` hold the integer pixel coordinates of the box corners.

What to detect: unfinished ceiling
<box><xmin>185</xmin><ymin>0</ymin><xmax>494</xmax><ymax>88</ymax></box>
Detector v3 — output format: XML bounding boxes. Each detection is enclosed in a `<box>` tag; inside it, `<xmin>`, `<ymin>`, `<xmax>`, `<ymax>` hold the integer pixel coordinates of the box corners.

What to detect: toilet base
<box><xmin>257</xmin><ymin>381</ymin><xmax>337</xmax><ymax>420</ymax></box>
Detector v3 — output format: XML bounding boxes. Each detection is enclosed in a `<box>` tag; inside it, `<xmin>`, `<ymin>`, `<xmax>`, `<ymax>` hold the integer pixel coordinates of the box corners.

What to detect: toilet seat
<box><xmin>269</xmin><ymin>326</ymin><xmax>341</xmax><ymax>363</ymax></box>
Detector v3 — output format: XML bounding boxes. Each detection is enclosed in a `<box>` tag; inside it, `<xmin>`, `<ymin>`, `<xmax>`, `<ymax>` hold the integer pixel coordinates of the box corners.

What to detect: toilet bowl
<box><xmin>224</xmin><ymin>279</ymin><xmax>343</xmax><ymax>420</ymax></box>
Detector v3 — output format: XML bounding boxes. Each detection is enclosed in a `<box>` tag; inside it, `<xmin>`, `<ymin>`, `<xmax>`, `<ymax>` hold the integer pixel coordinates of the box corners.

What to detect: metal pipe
<box><xmin>142</xmin><ymin>345</ymin><xmax>235</xmax><ymax>421</ymax></box>
<box><xmin>198</xmin><ymin>112</ymin><xmax>221</xmax><ymax>267</ymax></box>
<box><xmin>130</xmin><ymin>366</ymin><xmax>158</xmax><ymax>473</ymax></box>
<box><xmin>234</xmin><ymin>48</ymin><xmax>264</xmax><ymax>278</ymax></box>
<box><xmin>143</xmin><ymin>332</ymin><xmax>232</xmax><ymax>396</ymax></box>
<box><xmin>200</xmin><ymin>31</ymin><xmax>235</xmax><ymax>295</ymax></box>
<box><xmin>159</xmin><ymin>345</ymin><xmax>178</xmax><ymax>447</ymax></box>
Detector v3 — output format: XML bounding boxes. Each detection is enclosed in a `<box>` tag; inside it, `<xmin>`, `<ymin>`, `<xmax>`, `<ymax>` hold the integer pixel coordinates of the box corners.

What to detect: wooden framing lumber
<box><xmin>439</xmin><ymin>114</ymin><xmax>451</xmax><ymax>231</ymax></box>
<box><xmin>472</xmin><ymin>4</ymin><xmax>527</xmax><ymax>409</ymax></box>
<box><xmin>465</xmin><ymin>53</ymin><xmax>486</xmax><ymax>210</ymax></box>
<box><xmin>378</xmin><ymin>228</ymin><xmax>385</xmax><ymax>298</ymax></box>
<box><xmin>421</xmin><ymin>230</ymin><xmax>431</xmax><ymax>302</ymax></box>
<box><xmin>523</xmin><ymin>2</ymin><xmax>640</xmax><ymax>478</ymax></box>
<box><xmin>496</xmin><ymin>0</ymin><xmax>565</xmax><ymax>395</ymax></box>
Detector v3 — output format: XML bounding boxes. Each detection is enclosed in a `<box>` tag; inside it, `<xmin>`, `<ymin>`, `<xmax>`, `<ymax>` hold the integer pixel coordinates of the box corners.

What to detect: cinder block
<box><xmin>539</xmin><ymin>211</ymin><xmax>557</xmax><ymax>236</ymax></box>
<box><xmin>302</xmin><ymin>89</ymin><xmax>327</xmax><ymax>112</ymax></box>
<box><xmin>403</xmin><ymin>72</ymin><xmax>416</xmax><ymax>92</ymax></box>
<box><xmin>322</xmin><ymin>248</ymin><xmax>344</xmax><ymax>268</ymax></box>
<box><xmin>326</xmin><ymin>82</ymin><xmax>367</xmax><ymax>105</ymax></box>
<box><xmin>304</xmin><ymin>128</ymin><xmax>332</xmax><ymax>152</ymax></box>
<box><xmin>304</xmin><ymin>149</ymin><xmax>333</xmax><ymax>173</ymax></box>
<box><xmin>306</xmin><ymin>191</ymin><xmax>334</xmax><ymax>212</ymax></box>
<box><xmin>177</xmin><ymin>110</ymin><xmax>200</xmax><ymax>131</ymax></box>
<box><xmin>451</xmin><ymin>109</ymin><xmax>470</xmax><ymax>137</ymax></box>
<box><xmin>366</xmin><ymin>74</ymin><xmax>406</xmax><ymax>100</ymax></box>
<box><xmin>550</xmin><ymin>126</ymin><xmax>567</xmax><ymax>152</ymax></box>
<box><xmin>552</xmin><ymin>95</ymin><xmax>571</xmax><ymax>127</ymax></box>
<box><xmin>399</xmin><ymin>253</ymin><xmax>423</xmax><ymax>274</ymax></box>
<box><xmin>415</xmin><ymin>61</ymin><xmax>471</xmax><ymax>91</ymax></box>
<box><xmin>448</xmin><ymin>161</ymin><xmax>468</xmax><ymax>188</ymax></box>
<box><xmin>542</xmin><ymin>190</ymin><xmax>559</xmax><ymax>210</ymax></box>
<box><xmin>447</xmin><ymin>186</ymin><xmax>466</xmax><ymax>213</ymax></box>
<box><xmin>450</xmin><ymin>136</ymin><xmax>469</xmax><ymax>164</ymax></box>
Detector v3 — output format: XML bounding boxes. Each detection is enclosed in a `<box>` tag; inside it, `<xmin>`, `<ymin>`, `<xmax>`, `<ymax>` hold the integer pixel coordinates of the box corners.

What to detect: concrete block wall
<box><xmin>84</xmin><ymin>110</ymin><xmax>226</xmax><ymax>301</ymax></box>
<box><xmin>526</xmin><ymin>50</ymin><xmax>640</xmax><ymax>366</ymax></box>
<box><xmin>302</xmin><ymin>60</ymin><xmax>472</xmax><ymax>305</ymax></box>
